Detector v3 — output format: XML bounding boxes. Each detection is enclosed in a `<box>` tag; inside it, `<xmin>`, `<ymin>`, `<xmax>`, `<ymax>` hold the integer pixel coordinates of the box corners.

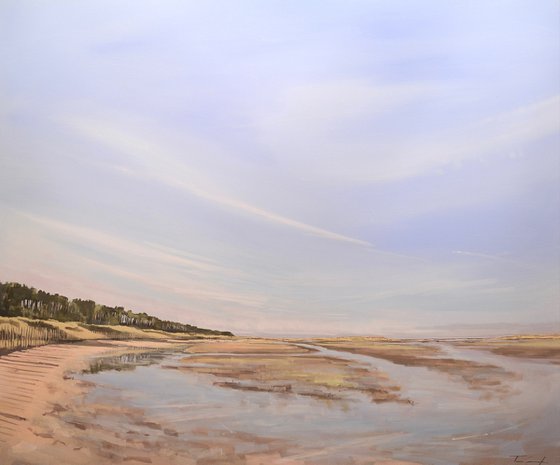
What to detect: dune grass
<box><xmin>0</xmin><ymin>316</ymin><xmax>220</xmax><ymax>354</ymax></box>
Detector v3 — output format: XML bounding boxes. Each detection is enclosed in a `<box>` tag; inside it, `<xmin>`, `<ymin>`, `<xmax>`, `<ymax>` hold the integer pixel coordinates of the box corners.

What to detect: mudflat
<box><xmin>178</xmin><ymin>342</ymin><xmax>406</xmax><ymax>404</ymax></box>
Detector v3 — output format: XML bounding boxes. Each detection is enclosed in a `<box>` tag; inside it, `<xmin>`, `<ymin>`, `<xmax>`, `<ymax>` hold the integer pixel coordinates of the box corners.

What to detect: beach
<box><xmin>0</xmin><ymin>339</ymin><xmax>191</xmax><ymax>464</ymax></box>
<box><xmin>1</xmin><ymin>337</ymin><xmax>559</xmax><ymax>465</ymax></box>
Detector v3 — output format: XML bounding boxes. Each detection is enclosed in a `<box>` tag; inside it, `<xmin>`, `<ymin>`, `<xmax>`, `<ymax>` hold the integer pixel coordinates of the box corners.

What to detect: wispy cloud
<box><xmin>453</xmin><ymin>250</ymin><xmax>514</xmax><ymax>262</ymax></box>
<box><xmin>19</xmin><ymin>211</ymin><xmax>239</xmax><ymax>276</ymax></box>
<box><xmin>80</xmin><ymin>256</ymin><xmax>266</xmax><ymax>309</ymax></box>
<box><xmin>255</xmin><ymin>90</ymin><xmax>560</xmax><ymax>184</ymax></box>
<box><xmin>6</xmin><ymin>211</ymin><xmax>267</xmax><ymax>317</ymax></box>
<box><xmin>60</xmin><ymin>116</ymin><xmax>371</xmax><ymax>247</ymax></box>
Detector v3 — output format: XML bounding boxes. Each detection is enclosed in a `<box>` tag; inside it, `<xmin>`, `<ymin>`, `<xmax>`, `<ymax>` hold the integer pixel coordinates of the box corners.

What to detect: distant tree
<box><xmin>0</xmin><ymin>281</ymin><xmax>232</xmax><ymax>336</ymax></box>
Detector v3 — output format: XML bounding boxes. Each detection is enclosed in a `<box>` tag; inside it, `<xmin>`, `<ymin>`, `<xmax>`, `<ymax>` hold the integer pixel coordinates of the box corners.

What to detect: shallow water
<box><xmin>75</xmin><ymin>344</ymin><xmax>560</xmax><ymax>464</ymax></box>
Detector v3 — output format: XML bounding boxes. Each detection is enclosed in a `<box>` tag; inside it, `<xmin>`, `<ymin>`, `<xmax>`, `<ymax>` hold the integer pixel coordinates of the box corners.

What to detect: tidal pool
<box><xmin>70</xmin><ymin>343</ymin><xmax>560</xmax><ymax>465</ymax></box>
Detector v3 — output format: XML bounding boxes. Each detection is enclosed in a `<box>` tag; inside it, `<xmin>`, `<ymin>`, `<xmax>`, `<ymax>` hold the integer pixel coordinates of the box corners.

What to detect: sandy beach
<box><xmin>0</xmin><ymin>339</ymin><xmax>192</xmax><ymax>465</ymax></box>
<box><xmin>1</xmin><ymin>337</ymin><xmax>559</xmax><ymax>465</ymax></box>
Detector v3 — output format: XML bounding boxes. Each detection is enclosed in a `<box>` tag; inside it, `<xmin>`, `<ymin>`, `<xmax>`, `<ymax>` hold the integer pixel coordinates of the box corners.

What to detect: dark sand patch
<box><xmin>313</xmin><ymin>340</ymin><xmax>518</xmax><ymax>395</ymax></box>
<box><xmin>453</xmin><ymin>336</ymin><xmax>560</xmax><ymax>363</ymax></box>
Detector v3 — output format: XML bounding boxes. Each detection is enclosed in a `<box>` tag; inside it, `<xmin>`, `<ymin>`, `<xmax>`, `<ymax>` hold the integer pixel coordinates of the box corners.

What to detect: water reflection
<box><xmin>82</xmin><ymin>351</ymin><xmax>167</xmax><ymax>374</ymax></box>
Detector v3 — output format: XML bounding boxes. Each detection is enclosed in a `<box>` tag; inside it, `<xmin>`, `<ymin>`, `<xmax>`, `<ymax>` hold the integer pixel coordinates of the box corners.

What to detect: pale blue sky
<box><xmin>1</xmin><ymin>1</ymin><xmax>558</xmax><ymax>336</ymax></box>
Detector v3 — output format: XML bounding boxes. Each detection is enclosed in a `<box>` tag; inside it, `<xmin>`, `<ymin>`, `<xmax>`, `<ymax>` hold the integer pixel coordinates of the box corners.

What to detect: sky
<box><xmin>0</xmin><ymin>0</ymin><xmax>559</xmax><ymax>336</ymax></box>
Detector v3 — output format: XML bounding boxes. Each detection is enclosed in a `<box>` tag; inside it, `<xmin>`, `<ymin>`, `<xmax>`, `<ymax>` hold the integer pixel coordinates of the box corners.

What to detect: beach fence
<box><xmin>0</xmin><ymin>318</ymin><xmax>73</xmax><ymax>354</ymax></box>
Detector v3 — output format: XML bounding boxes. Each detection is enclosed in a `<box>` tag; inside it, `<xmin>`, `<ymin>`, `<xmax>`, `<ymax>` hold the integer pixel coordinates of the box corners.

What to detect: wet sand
<box><xmin>0</xmin><ymin>339</ymin><xmax>191</xmax><ymax>465</ymax></box>
<box><xmin>1</xmin><ymin>337</ymin><xmax>559</xmax><ymax>465</ymax></box>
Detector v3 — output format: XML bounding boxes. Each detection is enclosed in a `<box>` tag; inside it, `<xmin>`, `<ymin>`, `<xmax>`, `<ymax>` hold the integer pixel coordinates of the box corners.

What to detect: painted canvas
<box><xmin>1</xmin><ymin>2</ymin><xmax>559</xmax><ymax>464</ymax></box>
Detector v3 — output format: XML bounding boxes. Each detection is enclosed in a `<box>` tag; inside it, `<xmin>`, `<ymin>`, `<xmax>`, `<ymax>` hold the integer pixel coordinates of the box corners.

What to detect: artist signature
<box><xmin>508</xmin><ymin>456</ymin><xmax>548</xmax><ymax>464</ymax></box>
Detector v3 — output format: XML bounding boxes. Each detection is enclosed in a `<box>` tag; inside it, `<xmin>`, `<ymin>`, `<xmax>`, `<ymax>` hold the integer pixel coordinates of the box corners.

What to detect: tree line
<box><xmin>0</xmin><ymin>281</ymin><xmax>233</xmax><ymax>336</ymax></box>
